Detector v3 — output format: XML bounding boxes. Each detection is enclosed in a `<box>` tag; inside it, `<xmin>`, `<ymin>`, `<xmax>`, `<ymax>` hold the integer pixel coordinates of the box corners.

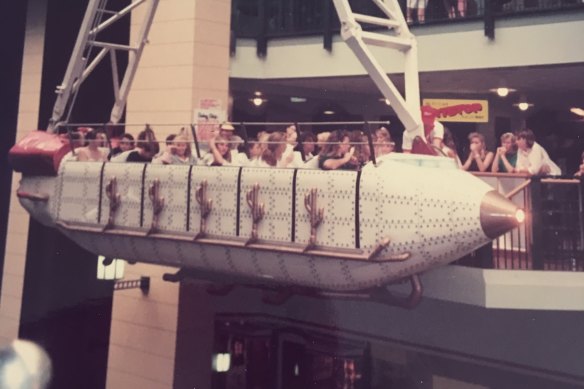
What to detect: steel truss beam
<box><xmin>48</xmin><ymin>0</ymin><xmax>159</xmax><ymax>133</ymax></box>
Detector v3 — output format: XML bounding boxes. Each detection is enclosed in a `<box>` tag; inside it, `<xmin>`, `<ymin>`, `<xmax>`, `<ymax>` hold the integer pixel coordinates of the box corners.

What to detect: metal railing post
<box><xmin>530</xmin><ymin>177</ymin><xmax>544</xmax><ymax>270</ymax></box>
<box><xmin>323</xmin><ymin>0</ymin><xmax>333</xmax><ymax>51</ymax></box>
<box><xmin>257</xmin><ymin>0</ymin><xmax>268</xmax><ymax>57</ymax></box>
<box><xmin>484</xmin><ymin>0</ymin><xmax>495</xmax><ymax>39</ymax></box>
<box><xmin>579</xmin><ymin>177</ymin><xmax>584</xmax><ymax>252</ymax></box>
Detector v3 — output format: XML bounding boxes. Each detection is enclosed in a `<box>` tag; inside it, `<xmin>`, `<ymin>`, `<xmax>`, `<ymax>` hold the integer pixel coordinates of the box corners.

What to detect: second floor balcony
<box><xmin>230</xmin><ymin>0</ymin><xmax>584</xmax><ymax>57</ymax></box>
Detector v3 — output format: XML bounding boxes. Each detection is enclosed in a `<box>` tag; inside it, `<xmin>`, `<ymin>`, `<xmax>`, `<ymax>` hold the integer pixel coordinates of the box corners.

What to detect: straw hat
<box><xmin>220</xmin><ymin>122</ymin><xmax>235</xmax><ymax>131</ymax></box>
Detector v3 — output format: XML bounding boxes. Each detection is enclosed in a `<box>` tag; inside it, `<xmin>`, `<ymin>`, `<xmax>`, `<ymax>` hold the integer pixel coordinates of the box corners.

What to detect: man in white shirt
<box><xmin>515</xmin><ymin>129</ymin><xmax>561</xmax><ymax>176</ymax></box>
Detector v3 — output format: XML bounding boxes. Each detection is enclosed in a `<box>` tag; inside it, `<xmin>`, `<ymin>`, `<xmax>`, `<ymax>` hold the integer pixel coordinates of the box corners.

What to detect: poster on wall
<box><xmin>422</xmin><ymin>98</ymin><xmax>489</xmax><ymax>123</ymax></box>
<box><xmin>193</xmin><ymin>98</ymin><xmax>226</xmax><ymax>145</ymax></box>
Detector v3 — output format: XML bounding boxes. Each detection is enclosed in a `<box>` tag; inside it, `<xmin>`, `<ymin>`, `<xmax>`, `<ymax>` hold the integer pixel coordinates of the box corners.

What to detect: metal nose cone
<box><xmin>480</xmin><ymin>190</ymin><xmax>524</xmax><ymax>239</ymax></box>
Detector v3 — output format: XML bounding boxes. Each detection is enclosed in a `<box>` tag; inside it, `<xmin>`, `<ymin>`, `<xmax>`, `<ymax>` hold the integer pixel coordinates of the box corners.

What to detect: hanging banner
<box><xmin>193</xmin><ymin>98</ymin><xmax>226</xmax><ymax>143</ymax></box>
<box><xmin>422</xmin><ymin>98</ymin><xmax>489</xmax><ymax>123</ymax></box>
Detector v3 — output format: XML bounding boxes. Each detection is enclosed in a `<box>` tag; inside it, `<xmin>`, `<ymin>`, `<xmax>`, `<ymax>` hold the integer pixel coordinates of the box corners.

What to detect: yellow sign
<box><xmin>422</xmin><ymin>99</ymin><xmax>489</xmax><ymax>123</ymax></box>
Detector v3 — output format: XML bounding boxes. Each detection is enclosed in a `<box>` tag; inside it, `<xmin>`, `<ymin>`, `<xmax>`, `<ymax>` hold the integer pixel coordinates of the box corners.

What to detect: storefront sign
<box><xmin>422</xmin><ymin>99</ymin><xmax>488</xmax><ymax>123</ymax></box>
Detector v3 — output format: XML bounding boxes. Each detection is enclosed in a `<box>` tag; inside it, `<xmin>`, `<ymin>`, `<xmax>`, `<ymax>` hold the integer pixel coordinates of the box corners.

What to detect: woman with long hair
<box><xmin>257</xmin><ymin>132</ymin><xmax>287</xmax><ymax>167</ymax></box>
<box><xmin>169</xmin><ymin>134</ymin><xmax>197</xmax><ymax>165</ymax></box>
<box><xmin>462</xmin><ymin>132</ymin><xmax>494</xmax><ymax>172</ymax></box>
<box><xmin>207</xmin><ymin>135</ymin><xmax>233</xmax><ymax>166</ymax></box>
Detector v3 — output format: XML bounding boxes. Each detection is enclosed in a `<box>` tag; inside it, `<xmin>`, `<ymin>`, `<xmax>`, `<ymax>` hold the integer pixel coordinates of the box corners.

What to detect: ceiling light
<box><xmin>252</xmin><ymin>97</ymin><xmax>264</xmax><ymax>107</ymax></box>
<box><xmin>514</xmin><ymin>102</ymin><xmax>533</xmax><ymax>111</ymax></box>
<box><xmin>323</xmin><ymin>110</ymin><xmax>335</xmax><ymax>115</ymax></box>
<box><xmin>490</xmin><ymin>87</ymin><xmax>516</xmax><ymax>97</ymax></box>
<box><xmin>254</xmin><ymin>91</ymin><xmax>262</xmax><ymax>96</ymax></box>
<box><xmin>290</xmin><ymin>97</ymin><xmax>307</xmax><ymax>103</ymax></box>
<box><xmin>379</xmin><ymin>98</ymin><xmax>391</xmax><ymax>105</ymax></box>
<box><xmin>570</xmin><ymin>107</ymin><xmax>584</xmax><ymax>117</ymax></box>
<box><xmin>513</xmin><ymin>95</ymin><xmax>533</xmax><ymax>111</ymax></box>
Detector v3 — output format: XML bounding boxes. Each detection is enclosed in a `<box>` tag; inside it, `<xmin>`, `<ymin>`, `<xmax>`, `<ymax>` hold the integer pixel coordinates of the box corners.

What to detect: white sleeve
<box><xmin>431</xmin><ymin>121</ymin><xmax>444</xmax><ymax>140</ymax></box>
<box><xmin>232</xmin><ymin>152</ymin><xmax>250</xmax><ymax>166</ymax></box>
<box><xmin>527</xmin><ymin>144</ymin><xmax>545</xmax><ymax>175</ymax></box>
<box><xmin>201</xmin><ymin>153</ymin><xmax>214</xmax><ymax>166</ymax></box>
<box><xmin>540</xmin><ymin>146</ymin><xmax>562</xmax><ymax>175</ymax></box>
<box><xmin>288</xmin><ymin>151</ymin><xmax>304</xmax><ymax>168</ymax></box>
<box><xmin>402</xmin><ymin>130</ymin><xmax>414</xmax><ymax>151</ymax></box>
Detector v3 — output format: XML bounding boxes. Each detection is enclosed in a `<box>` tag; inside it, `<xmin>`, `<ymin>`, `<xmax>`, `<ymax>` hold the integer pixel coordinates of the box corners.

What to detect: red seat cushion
<box><xmin>411</xmin><ymin>136</ymin><xmax>438</xmax><ymax>156</ymax></box>
<box><xmin>8</xmin><ymin>131</ymin><xmax>72</xmax><ymax>176</ymax></box>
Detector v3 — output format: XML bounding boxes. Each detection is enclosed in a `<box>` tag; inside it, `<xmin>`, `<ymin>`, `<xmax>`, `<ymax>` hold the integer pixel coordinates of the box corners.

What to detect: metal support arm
<box><xmin>48</xmin><ymin>0</ymin><xmax>159</xmax><ymax>132</ymax></box>
<box><xmin>331</xmin><ymin>0</ymin><xmax>423</xmax><ymax>139</ymax></box>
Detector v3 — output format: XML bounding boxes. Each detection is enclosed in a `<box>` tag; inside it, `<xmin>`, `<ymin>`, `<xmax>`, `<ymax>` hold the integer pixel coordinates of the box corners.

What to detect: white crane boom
<box><xmin>331</xmin><ymin>0</ymin><xmax>424</xmax><ymax>140</ymax></box>
<box><xmin>47</xmin><ymin>0</ymin><xmax>159</xmax><ymax>133</ymax></box>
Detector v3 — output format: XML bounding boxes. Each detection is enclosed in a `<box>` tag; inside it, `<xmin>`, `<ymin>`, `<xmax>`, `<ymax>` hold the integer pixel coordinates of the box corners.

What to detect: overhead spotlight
<box><xmin>254</xmin><ymin>91</ymin><xmax>262</xmax><ymax>96</ymax></box>
<box><xmin>570</xmin><ymin>107</ymin><xmax>584</xmax><ymax>117</ymax></box>
<box><xmin>323</xmin><ymin>110</ymin><xmax>335</xmax><ymax>115</ymax></box>
<box><xmin>514</xmin><ymin>102</ymin><xmax>533</xmax><ymax>111</ymax></box>
<box><xmin>490</xmin><ymin>87</ymin><xmax>516</xmax><ymax>97</ymax></box>
<box><xmin>252</xmin><ymin>97</ymin><xmax>264</xmax><ymax>107</ymax></box>
<box><xmin>513</xmin><ymin>96</ymin><xmax>533</xmax><ymax>111</ymax></box>
<box><xmin>379</xmin><ymin>98</ymin><xmax>391</xmax><ymax>106</ymax></box>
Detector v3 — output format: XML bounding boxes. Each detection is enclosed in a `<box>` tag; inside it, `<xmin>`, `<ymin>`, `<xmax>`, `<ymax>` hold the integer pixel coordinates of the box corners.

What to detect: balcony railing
<box><xmin>456</xmin><ymin>173</ymin><xmax>584</xmax><ymax>272</ymax></box>
<box><xmin>230</xmin><ymin>0</ymin><xmax>584</xmax><ymax>55</ymax></box>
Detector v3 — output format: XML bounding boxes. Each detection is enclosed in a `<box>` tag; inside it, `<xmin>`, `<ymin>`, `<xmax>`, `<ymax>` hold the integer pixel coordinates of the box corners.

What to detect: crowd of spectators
<box><xmin>426</xmin><ymin>121</ymin><xmax>562</xmax><ymax>175</ymax></box>
<box><xmin>65</xmin><ymin>121</ymin><xmax>568</xmax><ymax>176</ymax></box>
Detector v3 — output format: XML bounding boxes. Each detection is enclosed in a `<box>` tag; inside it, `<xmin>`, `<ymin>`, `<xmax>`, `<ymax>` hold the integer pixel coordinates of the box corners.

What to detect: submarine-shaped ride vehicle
<box><xmin>8</xmin><ymin>0</ymin><xmax>524</xmax><ymax>306</ymax></box>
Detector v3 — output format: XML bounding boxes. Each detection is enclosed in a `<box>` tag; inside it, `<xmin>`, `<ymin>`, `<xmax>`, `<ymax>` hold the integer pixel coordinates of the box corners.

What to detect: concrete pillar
<box><xmin>106</xmin><ymin>1</ymin><xmax>231</xmax><ymax>387</ymax></box>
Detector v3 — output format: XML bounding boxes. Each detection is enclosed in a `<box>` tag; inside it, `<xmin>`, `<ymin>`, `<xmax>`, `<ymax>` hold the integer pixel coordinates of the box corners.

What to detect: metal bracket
<box><xmin>194</xmin><ymin>180</ymin><xmax>212</xmax><ymax>240</ymax></box>
<box><xmin>303</xmin><ymin>188</ymin><xmax>324</xmax><ymax>251</ymax></box>
<box><xmin>246</xmin><ymin>183</ymin><xmax>264</xmax><ymax>245</ymax></box>
<box><xmin>114</xmin><ymin>276</ymin><xmax>150</xmax><ymax>294</ymax></box>
<box><xmin>104</xmin><ymin>177</ymin><xmax>121</xmax><ymax>231</ymax></box>
<box><xmin>147</xmin><ymin>179</ymin><xmax>164</xmax><ymax>235</ymax></box>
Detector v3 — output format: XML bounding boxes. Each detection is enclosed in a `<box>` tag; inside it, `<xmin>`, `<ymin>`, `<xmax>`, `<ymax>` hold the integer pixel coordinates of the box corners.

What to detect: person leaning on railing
<box><xmin>462</xmin><ymin>132</ymin><xmax>494</xmax><ymax>172</ymax></box>
<box><xmin>573</xmin><ymin>151</ymin><xmax>584</xmax><ymax>177</ymax></box>
<box><xmin>491</xmin><ymin>132</ymin><xmax>518</xmax><ymax>173</ymax></box>
<box><xmin>515</xmin><ymin>128</ymin><xmax>561</xmax><ymax>176</ymax></box>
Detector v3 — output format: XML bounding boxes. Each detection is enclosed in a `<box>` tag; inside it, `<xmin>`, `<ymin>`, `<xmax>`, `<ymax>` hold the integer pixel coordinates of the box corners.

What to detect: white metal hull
<box><xmin>17</xmin><ymin>155</ymin><xmax>510</xmax><ymax>291</ymax></box>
